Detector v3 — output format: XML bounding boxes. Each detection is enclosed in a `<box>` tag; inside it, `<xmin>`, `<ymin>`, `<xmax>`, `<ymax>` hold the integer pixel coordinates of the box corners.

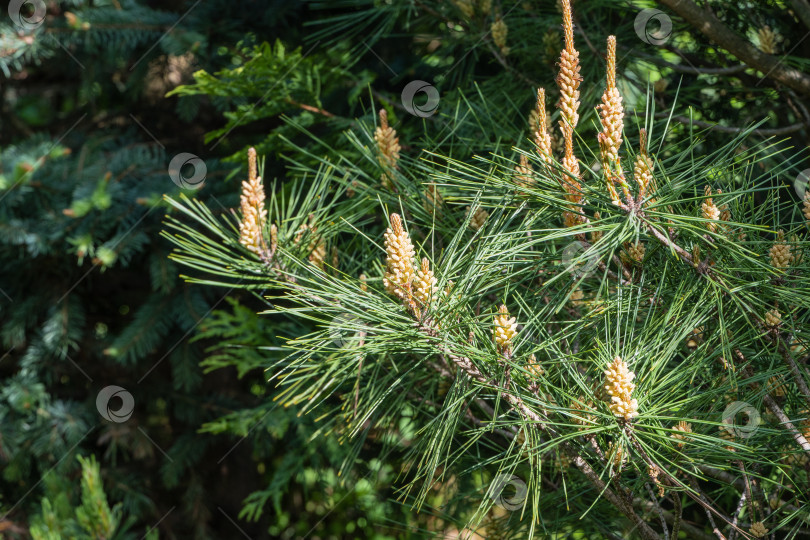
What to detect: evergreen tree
<box><xmin>166</xmin><ymin>0</ymin><xmax>810</xmax><ymax>537</ymax></box>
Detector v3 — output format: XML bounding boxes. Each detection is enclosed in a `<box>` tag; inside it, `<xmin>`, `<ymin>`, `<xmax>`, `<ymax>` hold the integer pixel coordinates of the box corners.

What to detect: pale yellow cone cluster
<box><xmin>598</xmin><ymin>36</ymin><xmax>628</xmax><ymax>204</ymax></box>
<box><xmin>769</xmin><ymin>230</ymin><xmax>793</xmax><ymax>269</ymax></box>
<box><xmin>526</xmin><ymin>353</ymin><xmax>543</xmax><ymax>378</ymax></box>
<box><xmin>607</xmin><ymin>440</ymin><xmax>627</xmax><ymax>468</ymax></box>
<box><xmin>491</xmin><ymin>17</ymin><xmax>509</xmax><ymax>56</ymax></box>
<box><xmin>758</xmin><ymin>26</ymin><xmax>780</xmax><ymax>54</ymax></box>
<box><xmin>424</xmin><ymin>183</ymin><xmax>443</xmax><ymax>214</ymax></box>
<box><xmin>671</xmin><ymin>420</ymin><xmax>692</xmax><ymax>448</ymax></box>
<box><xmin>633</xmin><ymin>129</ymin><xmax>654</xmax><ymax>204</ymax></box>
<box><xmin>765</xmin><ymin>308</ymin><xmax>782</xmax><ymax>327</ymax></box>
<box><xmin>492</xmin><ymin>304</ymin><xmax>518</xmax><ymax>354</ymax></box>
<box><xmin>453</xmin><ymin>0</ymin><xmax>475</xmax><ymax>19</ymax></box>
<box><xmin>374</xmin><ymin>109</ymin><xmax>401</xmax><ymax>190</ymax></box>
<box><xmin>622</xmin><ymin>241</ymin><xmax>645</xmax><ymax>265</ymax></box>
<box><xmin>383</xmin><ymin>213</ymin><xmax>416</xmax><ymax>301</ymax></box>
<box><xmin>555</xmin><ymin>0</ymin><xmax>584</xmax><ymax>218</ymax></box>
<box><xmin>414</xmin><ymin>257</ymin><xmax>438</xmax><ymax>310</ymax></box>
<box><xmin>466</xmin><ymin>206</ymin><xmax>488</xmax><ymax>230</ymax></box>
<box><xmin>750</xmin><ymin>522</ymin><xmax>769</xmax><ymax>539</ymax></box>
<box><xmin>532</xmin><ymin>89</ymin><xmax>554</xmax><ymax>165</ymax></box>
<box><xmin>604</xmin><ymin>356</ymin><xmax>639</xmax><ymax>421</ymax></box>
<box><xmin>294</xmin><ymin>219</ymin><xmax>327</xmax><ymax>269</ymax></box>
<box><xmin>514</xmin><ymin>154</ymin><xmax>533</xmax><ymax>187</ymax></box>
<box><xmin>700</xmin><ymin>185</ymin><xmax>721</xmax><ymax>233</ymax></box>
<box><xmin>359</xmin><ymin>273</ymin><xmax>368</xmax><ymax>292</ymax></box>
<box><xmin>767</xmin><ymin>375</ymin><xmax>786</xmax><ymax>397</ymax></box>
<box><xmin>239</xmin><ymin>147</ymin><xmax>268</xmax><ymax>256</ymax></box>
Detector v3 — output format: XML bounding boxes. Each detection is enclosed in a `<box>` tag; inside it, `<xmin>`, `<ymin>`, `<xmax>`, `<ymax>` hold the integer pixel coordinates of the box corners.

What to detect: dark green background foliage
<box><xmin>2</xmin><ymin>0</ymin><xmax>810</xmax><ymax>538</ymax></box>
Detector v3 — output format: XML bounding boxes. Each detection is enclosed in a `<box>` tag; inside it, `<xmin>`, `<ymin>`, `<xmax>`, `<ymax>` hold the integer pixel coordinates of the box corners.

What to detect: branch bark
<box><xmin>656</xmin><ymin>0</ymin><xmax>810</xmax><ymax>95</ymax></box>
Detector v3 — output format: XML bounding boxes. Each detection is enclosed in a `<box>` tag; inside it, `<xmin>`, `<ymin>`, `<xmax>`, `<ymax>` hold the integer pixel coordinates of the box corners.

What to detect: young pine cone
<box><xmin>671</xmin><ymin>420</ymin><xmax>692</xmax><ymax>448</ymax></box>
<box><xmin>375</xmin><ymin>109</ymin><xmax>400</xmax><ymax>189</ymax></box>
<box><xmin>750</xmin><ymin>522</ymin><xmax>769</xmax><ymax>539</ymax></box>
<box><xmin>492</xmin><ymin>304</ymin><xmax>518</xmax><ymax>354</ymax></box>
<box><xmin>764</xmin><ymin>308</ymin><xmax>781</xmax><ymax>328</ymax></box>
<box><xmin>239</xmin><ymin>147</ymin><xmax>268</xmax><ymax>256</ymax></box>
<box><xmin>414</xmin><ymin>257</ymin><xmax>438</xmax><ymax>310</ymax></box>
<box><xmin>466</xmin><ymin>206</ymin><xmax>488</xmax><ymax>231</ymax></box>
<box><xmin>604</xmin><ymin>356</ymin><xmax>639</xmax><ymax>421</ymax></box>
<box><xmin>700</xmin><ymin>185</ymin><xmax>721</xmax><ymax>232</ymax></box>
<box><xmin>383</xmin><ymin>213</ymin><xmax>415</xmax><ymax>300</ymax></box>
<box><xmin>491</xmin><ymin>17</ymin><xmax>509</xmax><ymax>56</ymax></box>
<box><xmin>769</xmin><ymin>230</ymin><xmax>792</xmax><ymax>269</ymax></box>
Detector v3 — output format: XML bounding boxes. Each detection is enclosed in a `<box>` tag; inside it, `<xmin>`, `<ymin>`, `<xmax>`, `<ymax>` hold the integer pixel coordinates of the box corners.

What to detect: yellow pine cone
<box><xmin>492</xmin><ymin>304</ymin><xmax>517</xmax><ymax>353</ymax></box>
<box><xmin>414</xmin><ymin>257</ymin><xmax>438</xmax><ymax>309</ymax></box>
<box><xmin>374</xmin><ymin>109</ymin><xmax>400</xmax><ymax>189</ymax></box>
<box><xmin>700</xmin><ymin>185</ymin><xmax>720</xmax><ymax>232</ymax></box>
<box><xmin>765</xmin><ymin>308</ymin><xmax>781</xmax><ymax>327</ymax></box>
<box><xmin>767</xmin><ymin>375</ymin><xmax>786</xmax><ymax>397</ymax></box>
<box><xmin>597</xmin><ymin>36</ymin><xmax>623</xmax><ymax>165</ymax></box>
<box><xmin>750</xmin><ymin>522</ymin><xmax>768</xmax><ymax>539</ymax></box>
<box><xmin>622</xmin><ymin>241</ymin><xmax>645</xmax><ymax>264</ymax></box>
<box><xmin>466</xmin><ymin>206</ymin><xmax>488</xmax><ymax>231</ymax></box>
<box><xmin>607</xmin><ymin>440</ymin><xmax>627</xmax><ymax>469</ymax></box>
<box><xmin>514</xmin><ymin>154</ymin><xmax>533</xmax><ymax>187</ymax></box>
<box><xmin>479</xmin><ymin>0</ymin><xmax>492</xmax><ymax>14</ymax></box>
<box><xmin>633</xmin><ymin>129</ymin><xmax>654</xmax><ymax>202</ymax></box>
<box><xmin>239</xmin><ymin>147</ymin><xmax>268</xmax><ymax>256</ymax></box>
<box><xmin>491</xmin><ymin>17</ymin><xmax>509</xmax><ymax>55</ymax></box>
<box><xmin>541</xmin><ymin>28</ymin><xmax>560</xmax><ymax>65</ymax></box>
<box><xmin>526</xmin><ymin>353</ymin><xmax>543</xmax><ymax>378</ymax></box>
<box><xmin>359</xmin><ymin>273</ymin><xmax>368</xmax><ymax>292</ymax></box>
<box><xmin>758</xmin><ymin>26</ymin><xmax>780</xmax><ymax>54</ymax></box>
<box><xmin>424</xmin><ymin>183</ymin><xmax>443</xmax><ymax>214</ymax></box>
<box><xmin>604</xmin><ymin>356</ymin><xmax>639</xmax><ymax>421</ymax></box>
<box><xmin>532</xmin><ymin>88</ymin><xmax>553</xmax><ymax>164</ymax></box>
<box><xmin>556</xmin><ymin>0</ymin><xmax>581</xmax><ymax>132</ymax></box>
<box><xmin>671</xmin><ymin>420</ymin><xmax>692</xmax><ymax>448</ymax></box>
<box><xmin>453</xmin><ymin>0</ymin><xmax>475</xmax><ymax>18</ymax></box>
<box><xmin>383</xmin><ymin>213</ymin><xmax>416</xmax><ymax>300</ymax></box>
<box><xmin>309</xmin><ymin>236</ymin><xmax>327</xmax><ymax>269</ymax></box>
<box><xmin>769</xmin><ymin>230</ymin><xmax>792</xmax><ymax>269</ymax></box>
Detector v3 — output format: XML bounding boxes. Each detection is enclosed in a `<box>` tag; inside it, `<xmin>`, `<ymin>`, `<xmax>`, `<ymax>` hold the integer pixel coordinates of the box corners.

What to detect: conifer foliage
<box><xmin>166</xmin><ymin>1</ymin><xmax>810</xmax><ymax>537</ymax></box>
